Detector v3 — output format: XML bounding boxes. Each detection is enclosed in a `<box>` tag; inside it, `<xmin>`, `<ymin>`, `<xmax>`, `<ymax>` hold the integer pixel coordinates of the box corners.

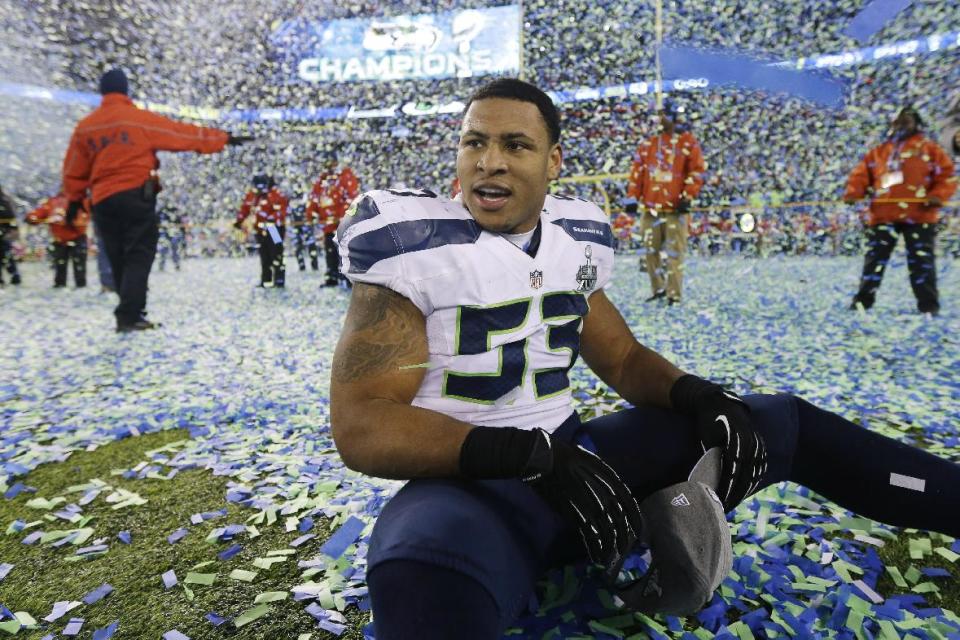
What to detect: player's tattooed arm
<box><xmin>330</xmin><ymin>283</ymin><xmax>471</xmax><ymax>479</ymax></box>
<box><xmin>332</xmin><ymin>283</ymin><xmax>426</xmax><ymax>384</ymax></box>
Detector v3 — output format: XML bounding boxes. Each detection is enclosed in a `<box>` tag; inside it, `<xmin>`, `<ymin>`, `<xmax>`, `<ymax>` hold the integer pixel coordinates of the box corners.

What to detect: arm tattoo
<box><xmin>333</xmin><ymin>284</ymin><xmax>424</xmax><ymax>383</ymax></box>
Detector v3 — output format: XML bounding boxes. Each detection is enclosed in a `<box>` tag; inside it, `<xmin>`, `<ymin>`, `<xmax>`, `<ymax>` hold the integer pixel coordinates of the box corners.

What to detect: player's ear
<box><xmin>548</xmin><ymin>144</ymin><xmax>562</xmax><ymax>181</ymax></box>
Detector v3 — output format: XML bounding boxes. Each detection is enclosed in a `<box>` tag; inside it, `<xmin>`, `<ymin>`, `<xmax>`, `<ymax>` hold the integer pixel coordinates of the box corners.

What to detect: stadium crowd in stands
<box><xmin>0</xmin><ymin>0</ymin><xmax>958</xmax><ymax>262</ymax></box>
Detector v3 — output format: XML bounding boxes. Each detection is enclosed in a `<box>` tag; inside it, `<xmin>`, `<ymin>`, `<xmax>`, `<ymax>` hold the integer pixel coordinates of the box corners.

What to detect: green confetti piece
<box><xmin>254</xmin><ymin>591</ymin><xmax>288</xmax><ymax>604</ymax></box>
<box><xmin>13</xmin><ymin>612</ymin><xmax>36</xmax><ymax>627</ymax></box>
<box><xmin>934</xmin><ymin>547</ymin><xmax>959</xmax><ymax>563</ymax></box>
<box><xmin>191</xmin><ymin>560</ymin><xmax>215</xmax><ymax>570</ymax></box>
<box><xmin>234</xmin><ymin>603</ymin><xmax>271</xmax><ymax>628</ymax></box>
<box><xmin>0</xmin><ymin>620</ymin><xmax>21</xmax><ymax>635</ymax></box>
<box><xmin>587</xmin><ymin>621</ymin><xmax>624</xmax><ymax>637</ymax></box>
<box><xmin>878</xmin><ymin>620</ymin><xmax>900</xmax><ymax>640</ymax></box>
<box><xmin>24</xmin><ymin>497</ymin><xmax>66</xmax><ymax>510</ymax></box>
<box><xmin>904</xmin><ymin>566</ymin><xmax>922</xmax><ymax>584</ymax></box>
<box><xmin>253</xmin><ymin>556</ymin><xmax>287</xmax><ymax>570</ymax></box>
<box><xmin>185</xmin><ymin>572</ymin><xmax>216</xmax><ymax>586</ymax></box>
<box><xmin>886</xmin><ymin>566</ymin><xmax>909</xmax><ymax>588</ymax></box>
<box><xmin>266</xmin><ymin>549</ymin><xmax>297</xmax><ymax>556</ymax></box>
<box><xmin>910</xmin><ymin>582</ymin><xmax>939</xmax><ymax>594</ymax></box>
<box><xmin>229</xmin><ymin>569</ymin><xmax>258</xmax><ymax>582</ymax></box>
<box><xmin>729</xmin><ymin>620</ymin><xmax>756</xmax><ymax>640</ymax></box>
<box><xmin>298</xmin><ymin>635</ymin><xmax>312</xmax><ymax>640</ymax></box>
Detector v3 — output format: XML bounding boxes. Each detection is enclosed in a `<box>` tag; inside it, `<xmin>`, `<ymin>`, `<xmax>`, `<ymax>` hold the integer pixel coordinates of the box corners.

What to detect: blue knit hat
<box><xmin>99</xmin><ymin>69</ymin><xmax>129</xmax><ymax>96</ymax></box>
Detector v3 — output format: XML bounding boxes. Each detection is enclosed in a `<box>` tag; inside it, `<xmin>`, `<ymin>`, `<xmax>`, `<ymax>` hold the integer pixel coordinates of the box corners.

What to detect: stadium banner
<box><xmin>271</xmin><ymin>6</ymin><xmax>522</xmax><ymax>84</ymax></box>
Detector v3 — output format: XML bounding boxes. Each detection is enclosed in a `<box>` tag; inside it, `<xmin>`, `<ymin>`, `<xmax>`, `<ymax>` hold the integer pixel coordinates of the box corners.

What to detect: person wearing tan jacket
<box><xmin>627</xmin><ymin>103</ymin><xmax>705</xmax><ymax>305</ymax></box>
<box><xmin>844</xmin><ymin>107</ymin><xmax>956</xmax><ymax>316</ymax></box>
<box><xmin>61</xmin><ymin>68</ymin><xmax>250</xmax><ymax>331</ymax></box>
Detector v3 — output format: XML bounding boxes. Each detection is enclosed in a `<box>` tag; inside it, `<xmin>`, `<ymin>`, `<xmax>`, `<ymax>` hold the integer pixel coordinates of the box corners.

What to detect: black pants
<box><xmin>52</xmin><ymin>237</ymin><xmax>87</xmax><ymax>287</ymax></box>
<box><xmin>257</xmin><ymin>227</ymin><xmax>285</xmax><ymax>287</ymax></box>
<box><xmin>93</xmin><ymin>186</ymin><xmax>159</xmax><ymax>326</ymax></box>
<box><xmin>853</xmin><ymin>222</ymin><xmax>938</xmax><ymax>312</ymax></box>
<box><xmin>295</xmin><ymin>225</ymin><xmax>319</xmax><ymax>271</ymax></box>
<box><xmin>0</xmin><ymin>235</ymin><xmax>20</xmax><ymax>284</ymax></box>
<box><xmin>324</xmin><ymin>231</ymin><xmax>340</xmax><ymax>283</ymax></box>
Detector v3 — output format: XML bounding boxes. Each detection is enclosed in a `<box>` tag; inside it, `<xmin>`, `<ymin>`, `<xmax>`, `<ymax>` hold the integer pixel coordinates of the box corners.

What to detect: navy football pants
<box><xmin>368</xmin><ymin>394</ymin><xmax>960</xmax><ymax>638</ymax></box>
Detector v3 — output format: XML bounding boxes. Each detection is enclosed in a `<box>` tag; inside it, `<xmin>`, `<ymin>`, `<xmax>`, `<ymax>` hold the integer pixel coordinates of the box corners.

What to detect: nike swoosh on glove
<box><xmin>670</xmin><ymin>374</ymin><xmax>768</xmax><ymax>510</ymax></box>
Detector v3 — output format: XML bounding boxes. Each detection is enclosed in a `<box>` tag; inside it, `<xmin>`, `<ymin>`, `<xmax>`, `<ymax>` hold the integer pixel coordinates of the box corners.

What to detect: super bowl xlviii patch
<box><xmin>529</xmin><ymin>269</ymin><xmax>543</xmax><ymax>289</ymax></box>
<box><xmin>575</xmin><ymin>245</ymin><xmax>597</xmax><ymax>291</ymax></box>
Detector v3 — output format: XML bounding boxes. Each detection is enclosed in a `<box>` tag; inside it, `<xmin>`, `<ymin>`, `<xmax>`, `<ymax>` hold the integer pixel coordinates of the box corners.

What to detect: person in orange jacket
<box><xmin>306</xmin><ymin>149</ymin><xmax>360</xmax><ymax>287</ymax></box>
<box><xmin>25</xmin><ymin>193</ymin><xmax>91</xmax><ymax>288</ymax></box>
<box><xmin>61</xmin><ymin>68</ymin><xmax>251</xmax><ymax>331</ymax></box>
<box><xmin>235</xmin><ymin>175</ymin><xmax>289</xmax><ymax>288</ymax></box>
<box><xmin>844</xmin><ymin>106</ymin><xmax>957</xmax><ymax>315</ymax></box>
<box><xmin>627</xmin><ymin>102</ymin><xmax>705</xmax><ymax>305</ymax></box>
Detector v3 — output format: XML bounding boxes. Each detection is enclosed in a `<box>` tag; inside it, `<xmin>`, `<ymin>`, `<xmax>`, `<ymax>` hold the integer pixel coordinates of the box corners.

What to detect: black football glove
<box><xmin>674</xmin><ymin>198</ymin><xmax>691</xmax><ymax>215</ymax></box>
<box><xmin>227</xmin><ymin>134</ymin><xmax>254</xmax><ymax>146</ymax></box>
<box><xmin>65</xmin><ymin>201</ymin><xmax>82</xmax><ymax>228</ymax></box>
<box><xmin>460</xmin><ymin>426</ymin><xmax>642</xmax><ymax>581</ymax></box>
<box><xmin>670</xmin><ymin>375</ymin><xmax>767</xmax><ymax>510</ymax></box>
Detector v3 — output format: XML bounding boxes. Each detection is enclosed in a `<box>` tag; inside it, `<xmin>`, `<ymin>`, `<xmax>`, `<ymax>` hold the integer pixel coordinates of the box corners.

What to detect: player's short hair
<box><xmin>464</xmin><ymin>78</ymin><xmax>561</xmax><ymax>144</ymax></box>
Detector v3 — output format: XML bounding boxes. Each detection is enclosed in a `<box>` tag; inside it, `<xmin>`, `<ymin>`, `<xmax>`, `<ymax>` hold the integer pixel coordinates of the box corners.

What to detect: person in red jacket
<box><xmin>844</xmin><ymin>107</ymin><xmax>957</xmax><ymax>315</ymax></box>
<box><xmin>627</xmin><ymin>102</ymin><xmax>705</xmax><ymax>305</ymax></box>
<box><xmin>306</xmin><ymin>149</ymin><xmax>360</xmax><ymax>287</ymax></box>
<box><xmin>235</xmin><ymin>175</ymin><xmax>289</xmax><ymax>288</ymax></box>
<box><xmin>25</xmin><ymin>193</ymin><xmax>91</xmax><ymax>288</ymax></box>
<box><xmin>61</xmin><ymin>68</ymin><xmax>250</xmax><ymax>331</ymax></box>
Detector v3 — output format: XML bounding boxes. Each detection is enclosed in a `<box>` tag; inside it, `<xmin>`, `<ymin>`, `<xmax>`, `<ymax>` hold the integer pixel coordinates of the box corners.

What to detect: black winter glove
<box><xmin>65</xmin><ymin>201</ymin><xmax>82</xmax><ymax>228</ymax></box>
<box><xmin>460</xmin><ymin>426</ymin><xmax>642</xmax><ymax>581</ymax></box>
<box><xmin>670</xmin><ymin>374</ymin><xmax>767</xmax><ymax>510</ymax></box>
<box><xmin>227</xmin><ymin>134</ymin><xmax>254</xmax><ymax>146</ymax></box>
<box><xmin>674</xmin><ymin>198</ymin><xmax>691</xmax><ymax>215</ymax></box>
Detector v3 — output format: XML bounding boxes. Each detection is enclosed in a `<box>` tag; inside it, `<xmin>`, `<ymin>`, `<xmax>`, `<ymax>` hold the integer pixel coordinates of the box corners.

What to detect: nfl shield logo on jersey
<box><xmin>529</xmin><ymin>270</ymin><xmax>543</xmax><ymax>289</ymax></box>
<box><xmin>576</xmin><ymin>245</ymin><xmax>597</xmax><ymax>291</ymax></box>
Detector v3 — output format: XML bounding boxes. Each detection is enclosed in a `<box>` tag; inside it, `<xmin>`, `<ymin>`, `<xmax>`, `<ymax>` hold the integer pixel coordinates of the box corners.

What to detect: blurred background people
<box><xmin>61</xmin><ymin>68</ymin><xmax>249</xmax><ymax>331</ymax></box>
<box><xmin>0</xmin><ymin>183</ymin><xmax>21</xmax><ymax>287</ymax></box>
<box><xmin>290</xmin><ymin>200</ymin><xmax>319</xmax><ymax>272</ymax></box>
<box><xmin>235</xmin><ymin>174</ymin><xmax>289</xmax><ymax>288</ymax></box>
<box><xmin>158</xmin><ymin>204</ymin><xmax>187</xmax><ymax>272</ymax></box>
<box><xmin>627</xmin><ymin>102</ymin><xmax>705</xmax><ymax>305</ymax></box>
<box><xmin>844</xmin><ymin>106</ymin><xmax>957</xmax><ymax>316</ymax></box>
<box><xmin>25</xmin><ymin>192</ymin><xmax>90</xmax><ymax>288</ymax></box>
<box><xmin>306</xmin><ymin>148</ymin><xmax>359</xmax><ymax>287</ymax></box>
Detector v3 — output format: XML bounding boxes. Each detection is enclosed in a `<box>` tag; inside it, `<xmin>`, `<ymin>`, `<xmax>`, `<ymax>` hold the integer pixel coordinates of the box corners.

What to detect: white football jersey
<box><xmin>336</xmin><ymin>188</ymin><xmax>615</xmax><ymax>433</ymax></box>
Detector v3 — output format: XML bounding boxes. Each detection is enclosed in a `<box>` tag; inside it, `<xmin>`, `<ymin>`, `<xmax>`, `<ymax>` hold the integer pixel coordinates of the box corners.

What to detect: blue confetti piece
<box><xmin>660</xmin><ymin>45</ymin><xmax>846</xmax><ymax>107</ymax></box>
<box><xmin>117</xmin><ymin>531</ymin><xmax>131</xmax><ymax>544</ymax></box>
<box><xmin>83</xmin><ymin>583</ymin><xmax>113</xmax><ymax>605</ymax></box>
<box><xmin>162</xmin><ymin>570</ymin><xmax>178</xmax><ymax>590</ymax></box>
<box><xmin>63</xmin><ymin>618</ymin><xmax>84</xmax><ymax>636</ymax></box>
<box><xmin>92</xmin><ymin>621</ymin><xmax>119</xmax><ymax>640</ymax></box>
<box><xmin>0</xmin><ymin>564</ymin><xmax>12</xmax><ymax>582</ymax></box>
<box><xmin>844</xmin><ymin>0</ymin><xmax>913</xmax><ymax>43</ymax></box>
<box><xmin>205</xmin><ymin>613</ymin><xmax>228</xmax><ymax>627</ymax></box>
<box><xmin>298</xmin><ymin>517</ymin><xmax>314</xmax><ymax>533</ymax></box>
<box><xmin>290</xmin><ymin>534</ymin><xmax>315</xmax><ymax>548</ymax></box>
<box><xmin>319</xmin><ymin>516</ymin><xmax>366</xmax><ymax>559</ymax></box>
<box><xmin>167</xmin><ymin>528</ymin><xmax>188</xmax><ymax>544</ymax></box>
<box><xmin>163</xmin><ymin>631</ymin><xmax>190</xmax><ymax>640</ymax></box>
<box><xmin>217</xmin><ymin>544</ymin><xmax>242</xmax><ymax>561</ymax></box>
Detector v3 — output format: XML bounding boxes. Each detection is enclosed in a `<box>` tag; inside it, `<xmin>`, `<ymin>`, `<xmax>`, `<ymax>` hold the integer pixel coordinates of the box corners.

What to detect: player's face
<box><xmin>457</xmin><ymin>98</ymin><xmax>562</xmax><ymax>234</ymax></box>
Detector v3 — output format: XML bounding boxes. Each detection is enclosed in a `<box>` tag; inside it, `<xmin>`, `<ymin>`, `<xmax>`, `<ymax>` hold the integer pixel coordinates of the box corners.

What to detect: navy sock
<box><xmin>369</xmin><ymin>559</ymin><xmax>502</xmax><ymax>639</ymax></box>
<box><xmin>792</xmin><ymin>397</ymin><xmax>960</xmax><ymax>537</ymax></box>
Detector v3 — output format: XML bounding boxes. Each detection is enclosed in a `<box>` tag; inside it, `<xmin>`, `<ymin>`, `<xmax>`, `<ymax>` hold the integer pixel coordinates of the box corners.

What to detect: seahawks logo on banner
<box><xmin>576</xmin><ymin>245</ymin><xmax>597</xmax><ymax>291</ymax></box>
